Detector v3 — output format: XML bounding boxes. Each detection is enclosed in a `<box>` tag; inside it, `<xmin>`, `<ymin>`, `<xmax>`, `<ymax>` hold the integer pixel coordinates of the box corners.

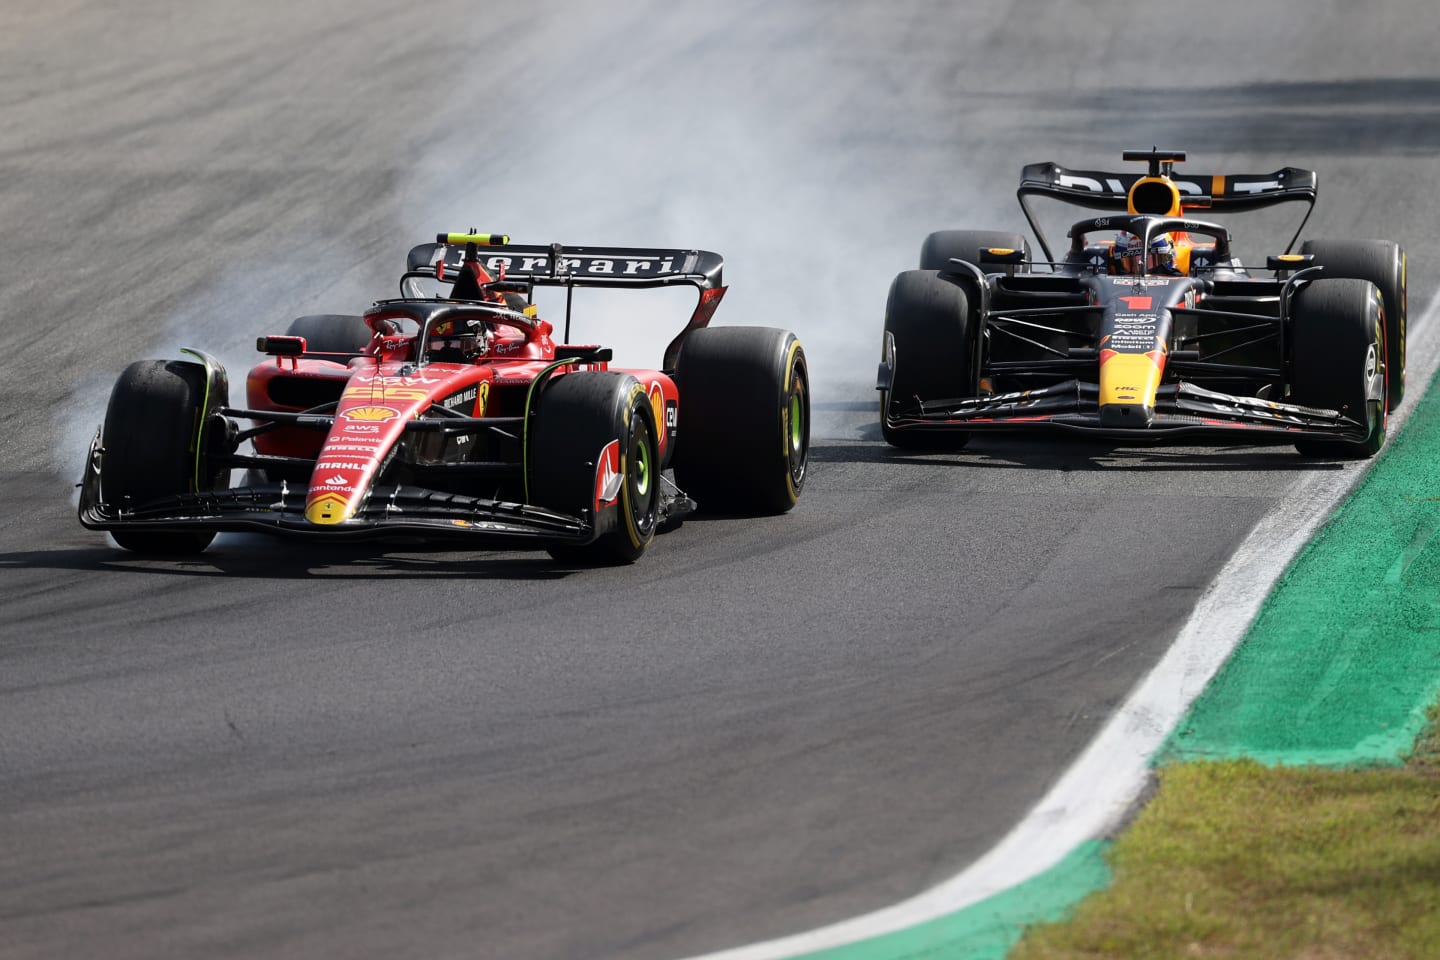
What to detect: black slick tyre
<box><xmin>920</xmin><ymin>230</ymin><xmax>1029</xmax><ymax>272</ymax></box>
<box><xmin>1290</xmin><ymin>278</ymin><xmax>1387</xmax><ymax>459</ymax></box>
<box><xmin>672</xmin><ymin>326</ymin><xmax>809</xmax><ymax>515</ymax></box>
<box><xmin>530</xmin><ymin>371</ymin><xmax>660</xmax><ymax>564</ymax></box>
<box><xmin>880</xmin><ymin>269</ymin><xmax>972</xmax><ymax>450</ymax></box>
<box><xmin>1299</xmin><ymin>239</ymin><xmax>1406</xmax><ymax>409</ymax></box>
<box><xmin>285</xmin><ymin>314</ymin><xmax>372</xmax><ymax>357</ymax></box>
<box><xmin>100</xmin><ymin>359</ymin><xmax>224</xmax><ymax>554</ymax></box>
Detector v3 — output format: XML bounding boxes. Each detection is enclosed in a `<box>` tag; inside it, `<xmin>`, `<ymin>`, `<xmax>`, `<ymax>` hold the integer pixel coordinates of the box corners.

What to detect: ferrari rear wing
<box><xmin>406</xmin><ymin>239</ymin><xmax>724</xmax><ymax>291</ymax></box>
<box><xmin>405</xmin><ymin>238</ymin><xmax>727</xmax><ymax>369</ymax></box>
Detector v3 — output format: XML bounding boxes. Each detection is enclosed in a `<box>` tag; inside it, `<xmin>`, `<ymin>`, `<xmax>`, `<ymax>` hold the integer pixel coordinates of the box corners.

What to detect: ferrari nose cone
<box><xmin>305</xmin><ymin>493</ymin><xmax>353</xmax><ymax>525</ymax></box>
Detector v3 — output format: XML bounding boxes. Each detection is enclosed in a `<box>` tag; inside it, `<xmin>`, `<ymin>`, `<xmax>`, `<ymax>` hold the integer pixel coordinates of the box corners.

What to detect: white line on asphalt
<box><xmin>682</xmin><ymin>290</ymin><xmax>1440</xmax><ymax>960</ymax></box>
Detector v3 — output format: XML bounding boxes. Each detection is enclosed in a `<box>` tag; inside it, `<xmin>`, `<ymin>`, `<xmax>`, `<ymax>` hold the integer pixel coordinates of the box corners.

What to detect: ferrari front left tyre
<box><xmin>284</xmin><ymin>314</ymin><xmax>372</xmax><ymax>357</ymax></box>
<box><xmin>530</xmin><ymin>371</ymin><xmax>660</xmax><ymax>564</ymax></box>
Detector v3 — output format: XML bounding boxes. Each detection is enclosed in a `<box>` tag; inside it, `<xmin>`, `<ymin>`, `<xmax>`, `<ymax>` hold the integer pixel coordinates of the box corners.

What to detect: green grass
<box><xmin>1411</xmin><ymin>702</ymin><xmax>1440</xmax><ymax>774</ymax></box>
<box><xmin>1007</xmin><ymin>707</ymin><xmax>1440</xmax><ymax>960</ymax></box>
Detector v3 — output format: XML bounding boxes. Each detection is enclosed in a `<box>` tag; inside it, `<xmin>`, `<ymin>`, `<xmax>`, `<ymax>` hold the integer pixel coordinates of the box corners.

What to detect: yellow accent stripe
<box><xmin>442</xmin><ymin>233</ymin><xmax>510</xmax><ymax>246</ymax></box>
<box><xmin>782</xmin><ymin>338</ymin><xmax>804</xmax><ymax>505</ymax></box>
<box><xmin>179</xmin><ymin>348</ymin><xmax>214</xmax><ymax>494</ymax></box>
<box><xmin>781</xmin><ymin>339</ymin><xmax>801</xmax><ymax>459</ymax></box>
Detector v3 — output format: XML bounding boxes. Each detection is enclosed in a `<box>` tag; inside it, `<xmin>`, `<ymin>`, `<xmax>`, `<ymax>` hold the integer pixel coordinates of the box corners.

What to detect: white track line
<box><xmin>684</xmin><ymin>291</ymin><xmax>1440</xmax><ymax>960</ymax></box>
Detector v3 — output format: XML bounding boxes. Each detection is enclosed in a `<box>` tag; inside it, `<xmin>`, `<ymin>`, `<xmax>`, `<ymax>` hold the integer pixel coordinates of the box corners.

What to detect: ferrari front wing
<box><xmin>78</xmin><ymin>476</ymin><xmax>595</xmax><ymax>544</ymax></box>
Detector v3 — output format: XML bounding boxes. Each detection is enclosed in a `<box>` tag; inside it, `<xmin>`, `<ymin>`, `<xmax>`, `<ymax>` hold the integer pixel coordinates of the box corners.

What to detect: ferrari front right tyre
<box><xmin>100</xmin><ymin>359</ymin><xmax>220</xmax><ymax>554</ymax></box>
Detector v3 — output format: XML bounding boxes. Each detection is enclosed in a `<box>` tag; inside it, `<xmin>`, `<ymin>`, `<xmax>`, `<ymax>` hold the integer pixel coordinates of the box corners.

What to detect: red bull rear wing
<box><xmin>1017</xmin><ymin>161</ymin><xmax>1318</xmax><ymax>213</ymax></box>
<box><xmin>1017</xmin><ymin>160</ymin><xmax>1318</xmax><ymax>261</ymax></box>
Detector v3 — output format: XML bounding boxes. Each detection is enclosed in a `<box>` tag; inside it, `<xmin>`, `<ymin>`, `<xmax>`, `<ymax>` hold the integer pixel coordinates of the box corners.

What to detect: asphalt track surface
<box><xmin>3</xmin><ymin>3</ymin><xmax>1439</xmax><ymax>958</ymax></box>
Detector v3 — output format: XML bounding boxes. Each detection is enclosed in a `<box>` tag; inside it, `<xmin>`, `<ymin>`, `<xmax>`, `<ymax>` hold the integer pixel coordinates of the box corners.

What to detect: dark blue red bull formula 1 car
<box><xmin>79</xmin><ymin>233</ymin><xmax>809</xmax><ymax>562</ymax></box>
<box><xmin>878</xmin><ymin>149</ymin><xmax>1407</xmax><ymax>458</ymax></box>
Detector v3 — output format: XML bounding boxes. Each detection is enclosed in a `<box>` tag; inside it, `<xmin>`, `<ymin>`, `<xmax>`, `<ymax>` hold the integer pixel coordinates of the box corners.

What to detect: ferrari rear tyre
<box><xmin>1290</xmin><ymin>278</ymin><xmax>1387</xmax><ymax>459</ymax></box>
<box><xmin>1300</xmin><ymin>239</ymin><xmax>1406</xmax><ymax>409</ymax></box>
<box><xmin>530</xmin><ymin>371</ymin><xmax>660</xmax><ymax>564</ymax></box>
<box><xmin>920</xmin><ymin>230</ymin><xmax>1029</xmax><ymax>272</ymax></box>
<box><xmin>285</xmin><ymin>314</ymin><xmax>372</xmax><ymax>357</ymax></box>
<box><xmin>880</xmin><ymin>269</ymin><xmax>973</xmax><ymax>450</ymax></box>
<box><xmin>101</xmin><ymin>359</ymin><xmax>223</xmax><ymax>553</ymax></box>
<box><xmin>672</xmin><ymin>326</ymin><xmax>809</xmax><ymax>515</ymax></box>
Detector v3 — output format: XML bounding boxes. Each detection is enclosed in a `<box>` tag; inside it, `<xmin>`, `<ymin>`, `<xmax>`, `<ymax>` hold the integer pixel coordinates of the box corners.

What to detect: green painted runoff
<box><xmin>797</xmin><ymin>842</ymin><xmax>1109</xmax><ymax>960</ymax></box>
<box><xmin>1166</xmin><ymin>383</ymin><xmax>1440</xmax><ymax>766</ymax></box>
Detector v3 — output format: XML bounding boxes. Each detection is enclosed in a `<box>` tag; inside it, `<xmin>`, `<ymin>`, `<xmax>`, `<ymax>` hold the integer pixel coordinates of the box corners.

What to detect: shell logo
<box><xmin>343</xmin><ymin>405</ymin><xmax>400</xmax><ymax>423</ymax></box>
<box><xmin>305</xmin><ymin>493</ymin><xmax>351</xmax><ymax>525</ymax></box>
<box><xmin>649</xmin><ymin>382</ymin><xmax>664</xmax><ymax>439</ymax></box>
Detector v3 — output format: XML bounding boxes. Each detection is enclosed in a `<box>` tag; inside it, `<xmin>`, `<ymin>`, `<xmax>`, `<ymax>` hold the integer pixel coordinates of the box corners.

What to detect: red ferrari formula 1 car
<box><xmin>79</xmin><ymin>233</ymin><xmax>810</xmax><ymax>563</ymax></box>
<box><xmin>878</xmin><ymin>149</ymin><xmax>1407</xmax><ymax>457</ymax></box>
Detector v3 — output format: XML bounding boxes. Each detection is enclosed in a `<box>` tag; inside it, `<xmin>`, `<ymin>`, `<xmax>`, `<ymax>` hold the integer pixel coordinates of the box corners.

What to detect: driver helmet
<box><xmin>427</xmin><ymin>318</ymin><xmax>489</xmax><ymax>362</ymax></box>
<box><xmin>1112</xmin><ymin>232</ymin><xmax>1179</xmax><ymax>275</ymax></box>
